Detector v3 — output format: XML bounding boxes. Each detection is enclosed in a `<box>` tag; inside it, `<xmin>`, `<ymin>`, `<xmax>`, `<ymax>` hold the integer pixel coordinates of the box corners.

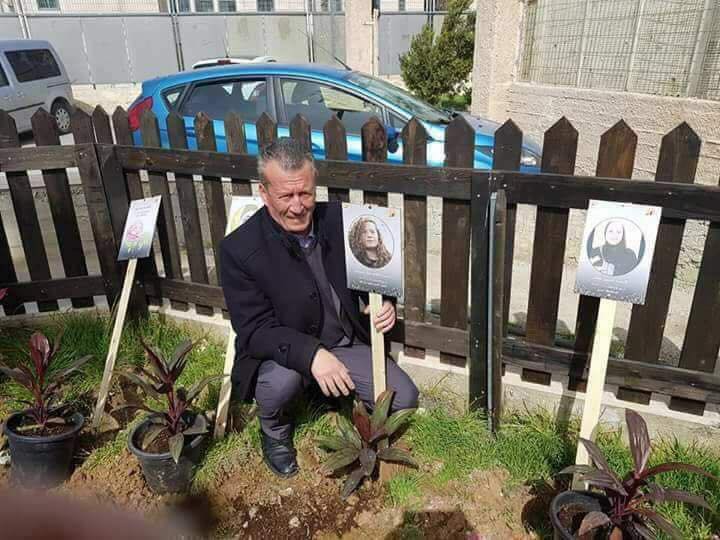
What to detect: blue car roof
<box><xmin>145</xmin><ymin>63</ymin><xmax>355</xmax><ymax>92</ymax></box>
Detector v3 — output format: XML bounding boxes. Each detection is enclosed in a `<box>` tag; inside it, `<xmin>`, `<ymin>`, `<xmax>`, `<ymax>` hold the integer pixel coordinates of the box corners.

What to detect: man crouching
<box><xmin>220</xmin><ymin>138</ymin><xmax>419</xmax><ymax>478</ymax></box>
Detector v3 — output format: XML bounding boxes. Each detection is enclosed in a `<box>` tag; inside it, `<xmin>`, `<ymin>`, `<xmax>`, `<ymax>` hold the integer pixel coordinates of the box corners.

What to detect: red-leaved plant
<box><xmin>121</xmin><ymin>340</ymin><xmax>221</xmax><ymax>463</ymax></box>
<box><xmin>318</xmin><ymin>389</ymin><xmax>417</xmax><ymax>498</ymax></box>
<box><xmin>559</xmin><ymin>409</ymin><xmax>718</xmax><ymax>539</ymax></box>
<box><xmin>0</xmin><ymin>332</ymin><xmax>92</xmax><ymax>434</ymax></box>
<box><xmin>0</xmin><ymin>288</ymin><xmax>7</xmax><ymax>302</ymax></box>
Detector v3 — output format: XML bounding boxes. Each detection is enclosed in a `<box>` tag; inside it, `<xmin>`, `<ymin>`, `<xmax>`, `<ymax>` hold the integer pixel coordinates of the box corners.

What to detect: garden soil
<box><xmin>1</xmin><ymin>442</ymin><xmax>540</xmax><ymax>539</ymax></box>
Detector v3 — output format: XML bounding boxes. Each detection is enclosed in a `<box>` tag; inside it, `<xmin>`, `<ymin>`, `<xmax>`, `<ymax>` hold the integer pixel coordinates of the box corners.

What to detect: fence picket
<box><xmin>141</xmin><ymin>109</ymin><xmax>187</xmax><ymax>311</ymax></box>
<box><xmin>289</xmin><ymin>113</ymin><xmax>311</xmax><ymax>153</ymax></box>
<box><xmin>361</xmin><ymin>117</ymin><xmax>388</xmax><ymax>207</ymax></box>
<box><xmin>167</xmin><ymin>113</ymin><xmax>212</xmax><ymax>316</ymax></box>
<box><xmin>526</xmin><ymin>117</ymin><xmax>578</xmax><ymax>348</ymax></box>
<box><xmin>92</xmin><ymin>105</ymin><xmax>114</xmax><ymax>144</ymax></box>
<box><xmin>625</xmin><ymin>123</ymin><xmax>700</xmax><ymax>367</ymax></box>
<box><xmin>113</xmin><ymin>106</ymin><xmax>159</xmax><ymax>308</ymax></box>
<box><xmin>492</xmin><ymin>119</ymin><xmax>522</xmax><ymax>337</ymax></box>
<box><xmin>680</xmin><ymin>217</ymin><xmax>720</xmax><ymax>373</ymax></box>
<box><xmin>224</xmin><ymin>112</ymin><xmax>252</xmax><ymax>196</ymax></box>
<box><xmin>32</xmin><ymin>109</ymin><xmax>93</xmax><ymax>309</ymax></box>
<box><xmin>0</xmin><ymin>186</ymin><xmax>23</xmax><ymax>316</ymax></box>
<box><xmin>323</xmin><ymin>115</ymin><xmax>349</xmax><ymax>203</ymax></box>
<box><xmin>256</xmin><ymin>112</ymin><xmax>277</xmax><ymax>154</ymax></box>
<box><xmin>0</xmin><ymin>111</ymin><xmax>56</xmax><ymax>312</ymax></box>
<box><xmin>441</xmin><ymin>115</ymin><xmax>474</xmax><ymax>366</ymax></box>
<box><xmin>401</xmin><ymin>118</ymin><xmax>428</xmax><ymax>360</ymax></box>
<box><xmin>195</xmin><ymin>113</ymin><xmax>227</xmax><ymax>287</ymax></box>
<box><xmin>573</xmin><ymin>120</ymin><xmax>637</xmax><ymax>393</ymax></box>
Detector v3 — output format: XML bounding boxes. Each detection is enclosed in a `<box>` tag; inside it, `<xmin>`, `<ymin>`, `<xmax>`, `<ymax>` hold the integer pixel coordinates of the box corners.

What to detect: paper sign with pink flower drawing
<box><xmin>118</xmin><ymin>196</ymin><xmax>162</xmax><ymax>261</ymax></box>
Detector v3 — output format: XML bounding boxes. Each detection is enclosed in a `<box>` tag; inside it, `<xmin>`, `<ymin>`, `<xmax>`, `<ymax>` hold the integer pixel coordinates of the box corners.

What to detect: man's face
<box><xmin>259</xmin><ymin>159</ymin><xmax>316</xmax><ymax>234</ymax></box>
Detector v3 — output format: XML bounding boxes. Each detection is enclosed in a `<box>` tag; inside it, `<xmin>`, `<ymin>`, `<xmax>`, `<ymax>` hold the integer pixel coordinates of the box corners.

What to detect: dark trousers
<box><xmin>255</xmin><ymin>343</ymin><xmax>419</xmax><ymax>440</ymax></box>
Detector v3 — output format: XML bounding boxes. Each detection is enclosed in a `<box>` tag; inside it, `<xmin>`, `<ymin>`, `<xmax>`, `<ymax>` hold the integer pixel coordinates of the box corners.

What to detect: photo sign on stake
<box><xmin>117</xmin><ymin>196</ymin><xmax>162</xmax><ymax>261</ymax></box>
<box><xmin>214</xmin><ymin>196</ymin><xmax>264</xmax><ymax>439</ymax></box>
<box><xmin>575</xmin><ymin>200</ymin><xmax>662</xmax><ymax>304</ymax></box>
<box><xmin>572</xmin><ymin>200</ymin><xmax>661</xmax><ymax>485</ymax></box>
<box><xmin>342</xmin><ymin>203</ymin><xmax>403</xmax><ymax>399</ymax></box>
<box><xmin>93</xmin><ymin>196</ymin><xmax>162</xmax><ymax>429</ymax></box>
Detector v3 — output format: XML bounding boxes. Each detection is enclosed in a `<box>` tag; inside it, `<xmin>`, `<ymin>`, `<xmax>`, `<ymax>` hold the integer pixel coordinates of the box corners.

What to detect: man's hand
<box><xmin>364</xmin><ymin>300</ymin><xmax>396</xmax><ymax>334</ymax></box>
<box><xmin>311</xmin><ymin>348</ymin><xmax>355</xmax><ymax>397</ymax></box>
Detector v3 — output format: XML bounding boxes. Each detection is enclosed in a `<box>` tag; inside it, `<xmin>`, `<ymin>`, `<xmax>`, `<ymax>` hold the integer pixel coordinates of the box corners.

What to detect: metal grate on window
<box><xmin>219</xmin><ymin>0</ymin><xmax>237</xmax><ymax>10</ymax></box>
<box><xmin>257</xmin><ymin>0</ymin><xmax>274</xmax><ymax>11</ymax></box>
<box><xmin>521</xmin><ymin>0</ymin><xmax>720</xmax><ymax>100</ymax></box>
<box><xmin>36</xmin><ymin>0</ymin><xmax>59</xmax><ymax>9</ymax></box>
<box><xmin>195</xmin><ymin>0</ymin><xmax>214</xmax><ymax>12</ymax></box>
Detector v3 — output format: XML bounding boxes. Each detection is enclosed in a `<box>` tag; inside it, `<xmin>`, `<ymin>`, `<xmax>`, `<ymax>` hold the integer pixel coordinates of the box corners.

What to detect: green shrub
<box><xmin>400</xmin><ymin>0</ymin><xmax>475</xmax><ymax>107</ymax></box>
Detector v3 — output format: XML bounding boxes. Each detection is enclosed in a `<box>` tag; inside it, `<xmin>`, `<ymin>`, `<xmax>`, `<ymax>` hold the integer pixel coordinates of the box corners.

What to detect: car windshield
<box><xmin>345</xmin><ymin>72</ymin><xmax>452</xmax><ymax>124</ymax></box>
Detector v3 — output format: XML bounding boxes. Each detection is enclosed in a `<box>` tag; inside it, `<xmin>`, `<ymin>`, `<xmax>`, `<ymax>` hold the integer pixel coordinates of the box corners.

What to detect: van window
<box><xmin>5</xmin><ymin>49</ymin><xmax>61</xmax><ymax>83</ymax></box>
<box><xmin>0</xmin><ymin>65</ymin><xmax>8</xmax><ymax>87</ymax></box>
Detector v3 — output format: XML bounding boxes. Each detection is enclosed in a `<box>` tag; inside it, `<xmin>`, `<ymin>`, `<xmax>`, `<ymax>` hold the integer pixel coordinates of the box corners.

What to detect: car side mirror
<box><xmin>386</xmin><ymin>126</ymin><xmax>400</xmax><ymax>154</ymax></box>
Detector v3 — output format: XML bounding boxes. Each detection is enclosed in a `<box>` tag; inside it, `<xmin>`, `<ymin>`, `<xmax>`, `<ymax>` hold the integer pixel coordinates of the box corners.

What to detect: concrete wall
<box><xmin>470</xmin><ymin>0</ymin><xmax>720</xmax><ymax>369</ymax></box>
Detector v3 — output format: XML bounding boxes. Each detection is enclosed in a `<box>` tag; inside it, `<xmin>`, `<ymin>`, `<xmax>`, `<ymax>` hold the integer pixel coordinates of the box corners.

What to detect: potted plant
<box><xmin>318</xmin><ymin>389</ymin><xmax>417</xmax><ymax>498</ymax></box>
<box><xmin>551</xmin><ymin>409</ymin><xmax>717</xmax><ymax>539</ymax></box>
<box><xmin>122</xmin><ymin>339</ymin><xmax>220</xmax><ymax>494</ymax></box>
<box><xmin>0</xmin><ymin>332</ymin><xmax>92</xmax><ymax>487</ymax></box>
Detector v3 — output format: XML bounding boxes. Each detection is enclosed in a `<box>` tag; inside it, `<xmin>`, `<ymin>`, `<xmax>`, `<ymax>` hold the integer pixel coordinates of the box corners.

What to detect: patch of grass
<box><xmin>192</xmin><ymin>430</ymin><xmax>254</xmax><ymax>492</ymax></box>
<box><xmin>387</xmin><ymin>471</ymin><xmax>422</xmax><ymax>507</ymax></box>
<box><xmin>83</xmin><ymin>417</ymin><xmax>144</xmax><ymax>471</ymax></box>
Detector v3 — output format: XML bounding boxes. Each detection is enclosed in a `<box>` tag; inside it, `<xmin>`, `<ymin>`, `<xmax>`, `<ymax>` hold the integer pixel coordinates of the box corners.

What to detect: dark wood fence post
<box><xmin>572</xmin><ymin>120</ymin><xmax>637</xmax><ymax>393</ymax></box>
<box><xmin>525</xmin><ymin>118</ymin><xmax>578</xmax><ymax>359</ymax></box>
<box><xmin>492</xmin><ymin>119</ymin><xmax>522</xmax><ymax>336</ymax></box>
<box><xmin>625</xmin><ymin>123</ymin><xmax>701</xmax><ymax>414</ymax></box>
<box><xmin>490</xmin><ymin>189</ymin><xmax>507</xmax><ymax>429</ymax></box>
<box><xmin>195</xmin><ymin>113</ymin><xmax>227</xmax><ymax>288</ymax></box>
<box><xmin>140</xmin><ymin>109</ymin><xmax>188</xmax><ymax>311</ymax></box>
<box><xmin>0</xmin><ymin>110</ymin><xmax>25</xmax><ymax>315</ymax></box>
<box><xmin>0</xmin><ymin>110</ymin><xmax>56</xmax><ymax>312</ymax></box>
<box><xmin>441</xmin><ymin>115</ymin><xmax>474</xmax><ymax>367</ymax></box>
<box><xmin>469</xmin><ymin>172</ymin><xmax>491</xmax><ymax>410</ymax></box>
<box><xmin>224</xmin><ymin>112</ymin><xmax>252</xmax><ymax>196</ymax></box>
<box><xmin>401</xmin><ymin>118</ymin><xmax>428</xmax><ymax>360</ymax></box>
<box><xmin>167</xmin><ymin>112</ymin><xmax>213</xmax><ymax>315</ymax></box>
<box><xmin>361</xmin><ymin>117</ymin><xmax>388</xmax><ymax>207</ymax></box>
<box><xmin>323</xmin><ymin>115</ymin><xmax>350</xmax><ymax>203</ymax></box>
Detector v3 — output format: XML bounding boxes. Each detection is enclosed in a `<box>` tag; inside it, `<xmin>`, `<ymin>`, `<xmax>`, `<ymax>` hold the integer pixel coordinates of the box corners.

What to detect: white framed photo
<box><xmin>575</xmin><ymin>200</ymin><xmax>662</xmax><ymax>304</ymax></box>
<box><xmin>117</xmin><ymin>196</ymin><xmax>162</xmax><ymax>261</ymax></box>
<box><xmin>342</xmin><ymin>203</ymin><xmax>403</xmax><ymax>298</ymax></box>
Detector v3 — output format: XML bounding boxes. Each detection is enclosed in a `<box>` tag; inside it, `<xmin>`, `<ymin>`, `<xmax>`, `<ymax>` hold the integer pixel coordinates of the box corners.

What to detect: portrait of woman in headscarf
<box><xmin>588</xmin><ymin>220</ymin><xmax>640</xmax><ymax>276</ymax></box>
<box><xmin>349</xmin><ymin>217</ymin><xmax>392</xmax><ymax>269</ymax></box>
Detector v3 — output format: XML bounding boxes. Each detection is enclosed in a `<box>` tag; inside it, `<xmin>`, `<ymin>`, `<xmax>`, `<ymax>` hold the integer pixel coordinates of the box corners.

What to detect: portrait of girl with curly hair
<box><xmin>348</xmin><ymin>217</ymin><xmax>393</xmax><ymax>269</ymax></box>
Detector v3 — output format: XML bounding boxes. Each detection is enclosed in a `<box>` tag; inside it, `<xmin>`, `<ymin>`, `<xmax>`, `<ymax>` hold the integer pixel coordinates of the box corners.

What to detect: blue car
<box><xmin>128</xmin><ymin>63</ymin><xmax>541</xmax><ymax>170</ymax></box>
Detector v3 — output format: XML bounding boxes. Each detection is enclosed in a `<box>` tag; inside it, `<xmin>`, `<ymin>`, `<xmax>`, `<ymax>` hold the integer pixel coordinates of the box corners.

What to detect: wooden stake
<box><xmin>214</xmin><ymin>333</ymin><xmax>236</xmax><ymax>439</ymax></box>
<box><xmin>369</xmin><ymin>292</ymin><xmax>386</xmax><ymax>400</ymax></box>
<box><xmin>573</xmin><ymin>297</ymin><xmax>618</xmax><ymax>488</ymax></box>
<box><xmin>92</xmin><ymin>258</ymin><xmax>138</xmax><ymax>430</ymax></box>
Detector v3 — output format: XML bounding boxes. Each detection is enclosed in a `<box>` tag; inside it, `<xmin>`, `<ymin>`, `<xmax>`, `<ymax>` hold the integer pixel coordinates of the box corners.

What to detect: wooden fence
<box><xmin>1</xmin><ymin>107</ymin><xmax>720</xmax><ymax>420</ymax></box>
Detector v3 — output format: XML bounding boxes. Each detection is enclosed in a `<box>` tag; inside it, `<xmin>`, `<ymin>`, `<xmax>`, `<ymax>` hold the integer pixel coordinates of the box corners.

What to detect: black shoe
<box><xmin>261</xmin><ymin>430</ymin><xmax>299</xmax><ymax>478</ymax></box>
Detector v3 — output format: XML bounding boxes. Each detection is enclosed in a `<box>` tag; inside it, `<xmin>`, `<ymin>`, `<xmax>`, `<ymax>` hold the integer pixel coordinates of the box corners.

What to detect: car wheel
<box><xmin>51</xmin><ymin>100</ymin><xmax>73</xmax><ymax>135</ymax></box>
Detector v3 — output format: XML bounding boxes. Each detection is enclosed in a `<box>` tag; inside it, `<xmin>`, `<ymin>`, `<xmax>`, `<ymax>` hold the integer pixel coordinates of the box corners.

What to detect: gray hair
<box><xmin>257</xmin><ymin>137</ymin><xmax>316</xmax><ymax>186</ymax></box>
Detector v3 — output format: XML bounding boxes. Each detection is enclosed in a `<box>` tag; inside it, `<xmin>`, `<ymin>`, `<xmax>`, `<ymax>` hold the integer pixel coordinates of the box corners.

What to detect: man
<box><xmin>220</xmin><ymin>138</ymin><xmax>419</xmax><ymax>478</ymax></box>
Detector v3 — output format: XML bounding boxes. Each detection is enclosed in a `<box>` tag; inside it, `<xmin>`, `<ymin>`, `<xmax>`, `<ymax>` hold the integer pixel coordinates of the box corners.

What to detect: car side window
<box><xmin>280</xmin><ymin>79</ymin><xmax>382</xmax><ymax>134</ymax></box>
<box><xmin>389</xmin><ymin>112</ymin><xmax>407</xmax><ymax>131</ymax></box>
<box><xmin>0</xmin><ymin>64</ymin><xmax>8</xmax><ymax>87</ymax></box>
<box><xmin>5</xmin><ymin>49</ymin><xmax>61</xmax><ymax>83</ymax></box>
<box><xmin>180</xmin><ymin>79</ymin><xmax>269</xmax><ymax>122</ymax></box>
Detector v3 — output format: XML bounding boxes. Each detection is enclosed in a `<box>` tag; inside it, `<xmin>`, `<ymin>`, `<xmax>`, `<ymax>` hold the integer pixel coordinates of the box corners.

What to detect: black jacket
<box><xmin>220</xmin><ymin>201</ymin><xmax>371</xmax><ymax>401</ymax></box>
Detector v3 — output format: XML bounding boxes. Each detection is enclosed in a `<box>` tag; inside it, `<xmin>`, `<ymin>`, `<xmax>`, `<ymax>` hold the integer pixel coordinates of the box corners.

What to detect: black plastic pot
<box><xmin>550</xmin><ymin>490</ymin><xmax>609</xmax><ymax>539</ymax></box>
<box><xmin>4</xmin><ymin>411</ymin><xmax>84</xmax><ymax>488</ymax></box>
<box><xmin>128</xmin><ymin>414</ymin><xmax>208</xmax><ymax>494</ymax></box>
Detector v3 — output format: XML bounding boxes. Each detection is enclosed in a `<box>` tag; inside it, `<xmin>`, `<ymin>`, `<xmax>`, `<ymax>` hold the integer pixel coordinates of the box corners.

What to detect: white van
<box><xmin>0</xmin><ymin>40</ymin><xmax>74</xmax><ymax>135</ymax></box>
